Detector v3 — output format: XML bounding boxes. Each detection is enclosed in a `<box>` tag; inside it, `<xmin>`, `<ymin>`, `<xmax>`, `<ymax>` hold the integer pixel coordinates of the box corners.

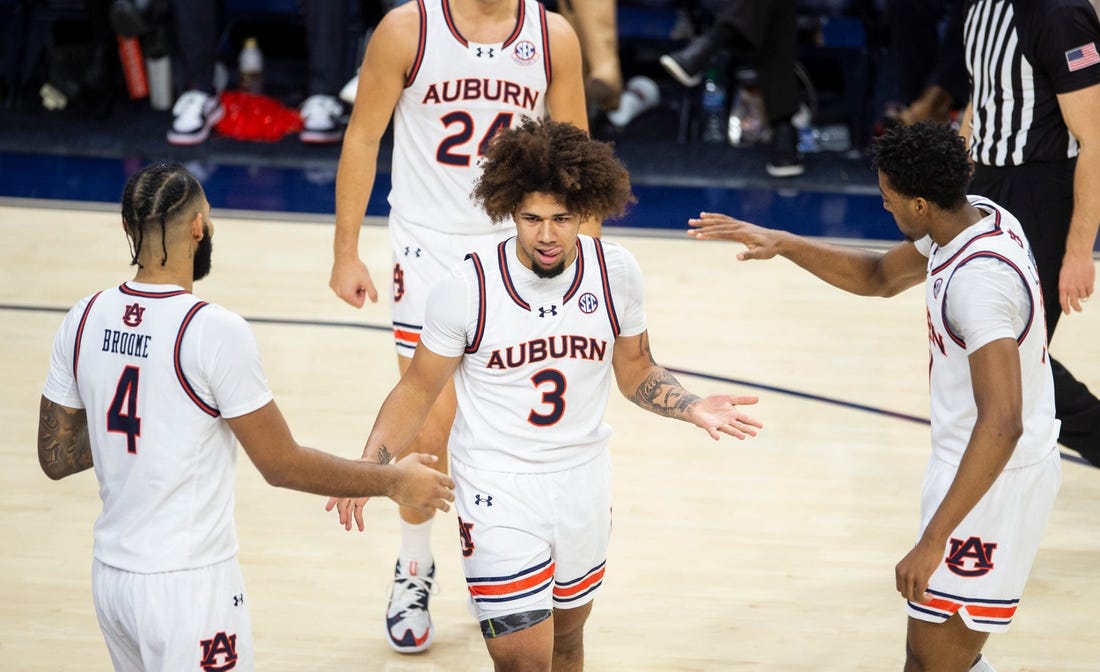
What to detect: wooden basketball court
<box><xmin>2</xmin><ymin>202</ymin><xmax>1097</xmax><ymax>670</ymax></box>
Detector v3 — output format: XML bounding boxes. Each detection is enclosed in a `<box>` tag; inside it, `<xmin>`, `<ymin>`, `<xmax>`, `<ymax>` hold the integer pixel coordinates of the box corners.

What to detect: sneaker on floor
<box><xmin>299</xmin><ymin>94</ymin><xmax>345</xmax><ymax>144</ymax></box>
<box><xmin>659</xmin><ymin>30</ymin><xmax>724</xmax><ymax>88</ymax></box>
<box><xmin>167</xmin><ymin>90</ymin><xmax>224</xmax><ymax>145</ymax></box>
<box><xmin>766</xmin><ymin>122</ymin><xmax>805</xmax><ymax>178</ymax></box>
<box><xmin>385</xmin><ymin>559</ymin><xmax>437</xmax><ymax>653</ymax></box>
<box><xmin>339</xmin><ymin>72</ymin><xmax>359</xmax><ymax>105</ymax></box>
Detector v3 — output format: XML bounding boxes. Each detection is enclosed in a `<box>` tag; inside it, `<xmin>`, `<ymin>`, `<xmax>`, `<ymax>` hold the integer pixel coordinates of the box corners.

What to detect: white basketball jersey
<box><xmin>42</xmin><ymin>282</ymin><xmax>272</xmax><ymax>573</ymax></box>
<box><xmin>389</xmin><ymin>0</ymin><xmax>551</xmax><ymax>235</ymax></box>
<box><xmin>421</xmin><ymin>236</ymin><xmax>646</xmax><ymax>472</ymax></box>
<box><xmin>922</xmin><ymin>197</ymin><xmax>1059</xmax><ymax>467</ymax></box>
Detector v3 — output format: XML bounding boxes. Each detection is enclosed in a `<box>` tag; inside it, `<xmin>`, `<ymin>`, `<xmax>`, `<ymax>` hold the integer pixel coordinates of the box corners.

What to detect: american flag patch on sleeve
<box><xmin>1065</xmin><ymin>42</ymin><xmax>1100</xmax><ymax>72</ymax></box>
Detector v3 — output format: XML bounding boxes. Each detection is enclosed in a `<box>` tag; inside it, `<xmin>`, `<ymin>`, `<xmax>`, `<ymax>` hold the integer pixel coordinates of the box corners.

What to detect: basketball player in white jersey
<box><xmin>328</xmin><ymin>119</ymin><xmax>763</xmax><ymax>670</ymax></box>
<box><xmin>328</xmin><ymin>0</ymin><xmax>591</xmax><ymax>653</ymax></box>
<box><xmin>38</xmin><ymin>163</ymin><xmax>455</xmax><ymax>672</ymax></box>
<box><xmin>689</xmin><ymin>121</ymin><xmax>1062</xmax><ymax>672</ymax></box>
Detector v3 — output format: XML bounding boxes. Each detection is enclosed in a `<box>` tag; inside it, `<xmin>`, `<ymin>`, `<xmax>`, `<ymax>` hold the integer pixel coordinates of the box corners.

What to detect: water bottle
<box><xmin>238</xmin><ymin>37</ymin><xmax>264</xmax><ymax>94</ymax></box>
<box><xmin>699</xmin><ymin>68</ymin><xmax>728</xmax><ymax>144</ymax></box>
<box><xmin>726</xmin><ymin>68</ymin><xmax>765</xmax><ymax>146</ymax></box>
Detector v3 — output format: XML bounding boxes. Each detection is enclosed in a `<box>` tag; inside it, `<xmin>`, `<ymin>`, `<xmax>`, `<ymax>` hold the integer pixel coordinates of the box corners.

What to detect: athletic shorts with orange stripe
<box><xmin>388</xmin><ymin>216</ymin><xmax>512</xmax><ymax>357</ymax></box>
<box><xmin>453</xmin><ymin>448</ymin><xmax>612</xmax><ymax>622</ymax></box>
<box><xmin>907</xmin><ymin>446</ymin><xmax>1061</xmax><ymax>632</ymax></box>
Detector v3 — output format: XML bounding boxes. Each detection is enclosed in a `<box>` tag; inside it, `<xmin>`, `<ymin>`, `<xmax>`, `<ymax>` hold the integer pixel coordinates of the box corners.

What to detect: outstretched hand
<box><xmin>329</xmin><ymin>256</ymin><xmax>379</xmax><ymax>308</ymax></box>
<box><xmin>687</xmin><ymin>394</ymin><xmax>763</xmax><ymax>440</ymax></box>
<box><xmin>686</xmin><ymin>212</ymin><xmax>786</xmax><ymax>261</ymax></box>
<box><xmin>324</xmin><ymin>454</ymin><xmax>454</xmax><ymax>532</ymax></box>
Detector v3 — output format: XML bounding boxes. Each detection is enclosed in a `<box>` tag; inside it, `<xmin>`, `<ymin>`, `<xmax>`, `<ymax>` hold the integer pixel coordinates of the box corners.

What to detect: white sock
<box><xmin>399</xmin><ymin>518</ymin><xmax>434</xmax><ymax>574</ymax></box>
<box><xmin>970</xmin><ymin>655</ymin><xmax>997</xmax><ymax>672</ymax></box>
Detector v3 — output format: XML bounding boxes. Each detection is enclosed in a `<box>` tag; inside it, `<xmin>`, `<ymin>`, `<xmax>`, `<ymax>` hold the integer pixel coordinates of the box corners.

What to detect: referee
<box><xmin>963</xmin><ymin>0</ymin><xmax>1100</xmax><ymax>463</ymax></box>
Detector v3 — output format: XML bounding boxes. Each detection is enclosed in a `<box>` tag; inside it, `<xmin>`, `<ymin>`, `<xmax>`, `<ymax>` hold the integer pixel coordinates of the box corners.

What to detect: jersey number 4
<box><xmin>437</xmin><ymin>111</ymin><xmax>514</xmax><ymax>166</ymax></box>
<box><xmin>107</xmin><ymin>365</ymin><xmax>141</xmax><ymax>453</ymax></box>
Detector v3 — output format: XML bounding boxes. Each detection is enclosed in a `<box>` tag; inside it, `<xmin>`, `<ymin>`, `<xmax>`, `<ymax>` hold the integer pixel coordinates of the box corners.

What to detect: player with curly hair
<box><xmin>689</xmin><ymin>121</ymin><xmax>1061</xmax><ymax>672</ymax></box>
<box><xmin>329</xmin><ymin>118</ymin><xmax>763</xmax><ymax>670</ymax></box>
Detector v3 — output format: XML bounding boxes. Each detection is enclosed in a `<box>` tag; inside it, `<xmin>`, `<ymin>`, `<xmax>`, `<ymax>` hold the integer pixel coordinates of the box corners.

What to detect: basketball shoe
<box><xmin>167</xmin><ymin>90</ymin><xmax>224</xmax><ymax>145</ymax></box>
<box><xmin>385</xmin><ymin>558</ymin><xmax>437</xmax><ymax>653</ymax></box>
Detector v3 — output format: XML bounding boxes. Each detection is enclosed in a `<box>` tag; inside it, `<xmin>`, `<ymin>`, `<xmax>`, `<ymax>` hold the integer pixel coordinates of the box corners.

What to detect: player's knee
<box><xmin>480</xmin><ymin>609</ymin><xmax>552</xmax><ymax>639</ymax></box>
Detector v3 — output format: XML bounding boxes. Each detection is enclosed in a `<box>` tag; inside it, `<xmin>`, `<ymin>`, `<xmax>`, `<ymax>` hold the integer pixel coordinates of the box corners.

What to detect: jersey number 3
<box><xmin>437</xmin><ymin>111</ymin><xmax>514</xmax><ymax>166</ymax></box>
<box><xmin>528</xmin><ymin>368</ymin><xmax>566</xmax><ymax>427</ymax></box>
<box><xmin>107</xmin><ymin>365</ymin><xmax>141</xmax><ymax>453</ymax></box>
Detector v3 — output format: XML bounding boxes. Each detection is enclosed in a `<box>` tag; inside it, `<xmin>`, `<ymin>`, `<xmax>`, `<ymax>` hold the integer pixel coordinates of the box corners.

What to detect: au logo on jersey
<box><xmin>122</xmin><ymin>302</ymin><xmax>145</xmax><ymax>327</ymax></box>
<box><xmin>932</xmin><ymin>277</ymin><xmax>943</xmax><ymax>299</ymax></box>
<box><xmin>945</xmin><ymin>535</ymin><xmax>997</xmax><ymax>577</ymax></box>
<box><xmin>578</xmin><ymin>292</ymin><xmax>599</xmax><ymax>314</ymax></box>
<box><xmin>199</xmin><ymin>631</ymin><xmax>238</xmax><ymax>671</ymax></box>
<box><xmin>512</xmin><ymin>39</ymin><xmax>537</xmax><ymax>65</ymax></box>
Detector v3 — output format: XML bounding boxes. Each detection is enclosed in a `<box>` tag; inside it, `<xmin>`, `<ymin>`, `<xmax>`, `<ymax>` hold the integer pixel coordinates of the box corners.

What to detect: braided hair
<box><xmin>120</xmin><ymin>163</ymin><xmax>204</xmax><ymax>268</ymax></box>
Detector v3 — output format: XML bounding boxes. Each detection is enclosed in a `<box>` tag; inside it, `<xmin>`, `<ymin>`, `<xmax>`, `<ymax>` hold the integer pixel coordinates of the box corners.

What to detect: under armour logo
<box><xmin>538</xmin><ymin>305</ymin><xmax>558</xmax><ymax>318</ymax></box>
<box><xmin>403</xmin><ymin>246</ymin><xmax>422</xmax><ymax>257</ymax></box>
<box><xmin>474</xmin><ymin>494</ymin><xmax>493</xmax><ymax>506</ymax></box>
<box><xmin>476</xmin><ymin>47</ymin><xmax>495</xmax><ymax>58</ymax></box>
<box><xmin>232</xmin><ymin>593</ymin><xmax>244</xmax><ymax>607</ymax></box>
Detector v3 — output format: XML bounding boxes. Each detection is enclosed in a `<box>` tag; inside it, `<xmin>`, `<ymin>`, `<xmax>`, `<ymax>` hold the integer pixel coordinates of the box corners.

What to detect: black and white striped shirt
<box><xmin>964</xmin><ymin>0</ymin><xmax>1100</xmax><ymax>166</ymax></box>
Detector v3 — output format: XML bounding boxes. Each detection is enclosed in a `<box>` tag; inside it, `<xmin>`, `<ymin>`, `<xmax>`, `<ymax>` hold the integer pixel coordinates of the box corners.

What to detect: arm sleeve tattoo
<box><xmin>628</xmin><ymin>333</ymin><xmax>700</xmax><ymax>418</ymax></box>
<box><xmin>38</xmin><ymin>397</ymin><xmax>93</xmax><ymax>479</ymax></box>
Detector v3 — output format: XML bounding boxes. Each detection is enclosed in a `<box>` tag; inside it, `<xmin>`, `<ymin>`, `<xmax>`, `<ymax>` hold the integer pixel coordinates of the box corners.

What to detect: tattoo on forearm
<box><xmin>377</xmin><ymin>445</ymin><xmax>393</xmax><ymax>465</ymax></box>
<box><xmin>38</xmin><ymin>398</ymin><xmax>93</xmax><ymax>478</ymax></box>
<box><xmin>630</xmin><ymin>369</ymin><xmax>700</xmax><ymax>418</ymax></box>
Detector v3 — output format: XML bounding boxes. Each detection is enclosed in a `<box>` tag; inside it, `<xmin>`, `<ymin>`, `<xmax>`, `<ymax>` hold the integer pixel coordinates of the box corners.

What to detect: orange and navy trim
<box><xmin>405</xmin><ymin>0</ymin><xmax>428</xmax><ymax>87</ymax></box>
<box><xmin>72</xmin><ymin>291</ymin><xmax>104</xmax><ymax>384</ymax></box>
<box><xmin>538</xmin><ymin>1</ymin><xmax>552</xmax><ymax>85</ymax></box>
<box><xmin>467</xmin><ymin>556</ymin><xmax>555</xmax><ymax>604</ymax></box>
<box><xmin>394</xmin><ymin>320</ymin><xmax>422</xmax><ymax>354</ymax></box>
<box><xmin>561</xmin><ymin>243</ymin><xmax>585</xmax><ymax>303</ymax></box>
<box><xmin>592</xmin><ymin>239</ymin><xmax>621</xmax><ymax>336</ymax></box>
<box><xmin>552</xmin><ymin>560</ymin><xmax>605</xmax><ymax>604</ymax></box>
<box><xmin>941</xmin><ymin>251</ymin><xmax>1034</xmax><ymax>348</ymax></box>
<box><xmin>497</xmin><ymin>239</ymin><xmax>532</xmax><ymax>311</ymax></box>
<box><xmin>930</xmin><ymin>204</ymin><xmax>1003</xmax><ymax>275</ymax></box>
<box><xmin>908</xmin><ymin>588</ymin><xmax>1019</xmax><ymax>627</ymax></box>
<box><xmin>174</xmin><ymin>301</ymin><xmax>219</xmax><ymax>417</ymax></box>
<box><xmin>443</xmin><ymin>0</ymin><xmax>525</xmax><ymax>48</ymax></box>
<box><xmin>465</xmin><ymin>252</ymin><xmax>487</xmax><ymax>353</ymax></box>
<box><xmin>118</xmin><ymin>282</ymin><xmax>186</xmax><ymax>299</ymax></box>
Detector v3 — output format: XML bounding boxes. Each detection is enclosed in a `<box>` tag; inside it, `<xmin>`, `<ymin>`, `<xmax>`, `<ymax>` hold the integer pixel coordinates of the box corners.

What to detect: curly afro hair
<box><xmin>472</xmin><ymin>118</ymin><xmax>635</xmax><ymax>223</ymax></box>
<box><xmin>871</xmin><ymin>121</ymin><xmax>972</xmax><ymax>211</ymax></box>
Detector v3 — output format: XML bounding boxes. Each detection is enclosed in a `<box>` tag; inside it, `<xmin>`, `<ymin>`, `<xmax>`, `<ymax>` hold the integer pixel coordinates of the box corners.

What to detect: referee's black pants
<box><xmin>971</xmin><ymin>160</ymin><xmax>1100</xmax><ymax>465</ymax></box>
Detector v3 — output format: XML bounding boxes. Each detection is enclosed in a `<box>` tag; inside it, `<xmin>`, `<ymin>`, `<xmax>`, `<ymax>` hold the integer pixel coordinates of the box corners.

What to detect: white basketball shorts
<box><xmin>907</xmin><ymin>446</ymin><xmax>1061</xmax><ymax>632</ymax></box>
<box><xmin>388</xmin><ymin>216</ymin><xmax>512</xmax><ymax>357</ymax></box>
<box><xmin>452</xmin><ymin>448</ymin><xmax>612</xmax><ymax>621</ymax></box>
<box><xmin>92</xmin><ymin>556</ymin><xmax>254</xmax><ymax>671</ymax></box>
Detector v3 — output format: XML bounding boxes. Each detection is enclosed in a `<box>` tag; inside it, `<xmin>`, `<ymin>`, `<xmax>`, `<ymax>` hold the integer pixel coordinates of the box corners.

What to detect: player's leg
<box><xmin>904</xmin><ymin>614</ymin><xmax>989</xmax><ymax>671</ymax></box>
<box><xmin>91</xmin><ymin>560</ymin><xmax>145</xmax><ymax>670</ymax></box>
<box><xmin>483</xmin><ymin>612</ymin><xmax>555</xmax><ymax>671</ymax></box>
<box><xmin>551</xmin><ymin>601</ymin><xmax>594</xmax><ymax>672</ymax></box>
<box><xmin>384</xmin><ymin>352</ymin><xmax>456</xmax><ymax>653</ymax></box>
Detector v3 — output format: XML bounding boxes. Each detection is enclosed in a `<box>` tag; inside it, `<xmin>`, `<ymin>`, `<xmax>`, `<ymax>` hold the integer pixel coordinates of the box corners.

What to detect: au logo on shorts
<box><xmin>945</xmin><ymin>535</ymin><xmax>997</xmax><ymax>577</ymax></box>
<box><xmin>199</xmin><ymin>631</ymin><xmax>238</xmax><ymax>671</ymax></box>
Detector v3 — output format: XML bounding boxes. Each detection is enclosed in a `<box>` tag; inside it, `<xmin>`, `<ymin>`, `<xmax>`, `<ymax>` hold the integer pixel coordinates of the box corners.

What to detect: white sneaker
<box><xmin>385</xmin><ymin>559</ymin><xmax>437</xmax><ymax>653</ymax></box>
<box><xmin>167</xmin><ymin>90</ymin><xmax>224</xmax><ymax>145</ymax></box>
<box><xmin>299</xmin><ymin>94</ymin><xmax>345</xmax><ymax>144</ymax></box>
<box><xmin>339</xmin><ymin>72</ymin><xmax>359</xmax><ymax>104</ymax></box>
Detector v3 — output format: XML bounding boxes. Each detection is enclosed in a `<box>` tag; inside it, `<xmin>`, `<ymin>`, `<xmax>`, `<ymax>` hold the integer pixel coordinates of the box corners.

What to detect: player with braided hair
<box><xmin>38</xmin><ymin>162</ymin><xmax>454</xmax><ymax>672</ymax></box>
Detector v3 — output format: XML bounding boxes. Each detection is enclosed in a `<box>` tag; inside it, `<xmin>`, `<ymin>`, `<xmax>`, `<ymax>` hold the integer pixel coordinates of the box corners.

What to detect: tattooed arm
<box><xmin>38</xmin><ymin>396</ymin><xmax>93</xmax><ymax>480</ymax></box>
<box><xmin>612</xmin><ymin>331</ymin><xmax>763</xmax><ymax>440</ymax></box>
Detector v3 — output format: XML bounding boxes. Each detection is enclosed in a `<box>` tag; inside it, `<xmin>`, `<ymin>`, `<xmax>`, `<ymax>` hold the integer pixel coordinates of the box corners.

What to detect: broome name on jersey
<box><xmin>101</xmin><ymin>328</ymin><xmax>152</xmax><ymax>359</ymax></box>
<box><xmin>486</xmin><ymin>335</ymin><xmax>608</xmax><ymax>370</ymax></box>
<box><xmin>422</xmin><ymin>78</ymin><xmax>540</xmax><ymax>111</ymax></box>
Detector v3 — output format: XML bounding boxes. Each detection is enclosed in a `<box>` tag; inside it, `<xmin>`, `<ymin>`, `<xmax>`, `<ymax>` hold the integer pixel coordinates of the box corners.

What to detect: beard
<box><xmin>531</xmin><ymin>258</ymin><xmax>566</xmax><ymax>279</ymax></box>
<box><xmin>193</xmin><ymin>225</ymin><xmax>213</xmax><ymax>281</ymax></box>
